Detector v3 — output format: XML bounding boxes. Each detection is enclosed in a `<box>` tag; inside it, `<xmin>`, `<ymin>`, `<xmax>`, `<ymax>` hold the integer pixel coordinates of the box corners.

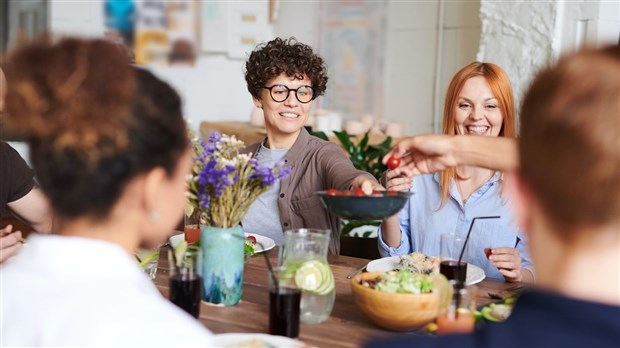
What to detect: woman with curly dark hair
<box><xmin>0</xmin><ymin>38</ymin><xmax>212</xmax><ymax>345</ymax></box>
<box><xmin>241</xmin><ymin>37</ymin><xmax>381</xmax><ymax>254</ymax></box>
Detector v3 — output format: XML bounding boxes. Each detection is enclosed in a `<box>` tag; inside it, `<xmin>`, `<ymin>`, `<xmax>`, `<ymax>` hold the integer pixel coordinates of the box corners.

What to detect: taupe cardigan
<box><xmin>243</xmin><ymin>128</ymin><xmax>376</xmax><ymax>254</ymax></box>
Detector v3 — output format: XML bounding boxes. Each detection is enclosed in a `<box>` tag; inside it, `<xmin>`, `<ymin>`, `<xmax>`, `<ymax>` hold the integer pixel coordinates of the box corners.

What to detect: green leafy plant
<box><xmin>313</xmin><ymin>130</ymin><xmax>392</xmax><ymax>180</ymax></box>
<box><xmin>313</xmin><ymin>130</ymin><xmax>393</xmax><ymax>237</ymax></box>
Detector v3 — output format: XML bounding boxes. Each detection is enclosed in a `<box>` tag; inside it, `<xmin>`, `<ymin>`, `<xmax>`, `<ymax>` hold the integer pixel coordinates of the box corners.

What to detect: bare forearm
<box><xmin>454</xmin><ymin>136</ymin><xmax>519</xmax><ymax>172</ymax></box>
<box><xmin>381</xmin><ymin>215</ymin><xmax>402</xmax><ymax>248</ymax></box>
<box><xmin>8</xmin><ymin>189</ymin><xmax>53</xmax><ymax>233</ymax></box>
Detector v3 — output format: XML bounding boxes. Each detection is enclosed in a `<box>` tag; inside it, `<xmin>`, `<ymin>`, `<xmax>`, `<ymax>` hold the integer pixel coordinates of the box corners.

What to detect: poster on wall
<box><xmin>134</xmin><ymin>0</ymin><xmax>168</xmax><ymax>66</ymax></box>
<box><xmin>104</xmin><ymin>0</ymin><xmax>136</xmax><ymax>60</ymax></box>
<box><xmin>166</xmin><ymin>0</ymin><xmax>198</xmax><ymax>66</ymax></box>
<box><xmin>200</xmin><ymin>2</ymin><xmax>271</xmax><ymax>59</ymax></box>
<box><xmin>319</xmin><ymin>1</ymin><xmax>387</xmax><ymax>122</ymax></box>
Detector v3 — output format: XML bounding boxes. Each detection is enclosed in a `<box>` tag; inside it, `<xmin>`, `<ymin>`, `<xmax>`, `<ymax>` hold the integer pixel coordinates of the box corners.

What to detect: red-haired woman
<box><xmin>380</xmin><ymin>63</ymin><xmax>534</xmax><ymax>283</ymax></box>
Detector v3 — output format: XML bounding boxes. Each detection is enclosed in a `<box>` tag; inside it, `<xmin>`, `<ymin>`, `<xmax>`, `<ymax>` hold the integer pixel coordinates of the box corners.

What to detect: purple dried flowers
<box><xmin>186</xmin><ymin>131</ymin><xmax>291</xmax><ymax>228</ymax></box>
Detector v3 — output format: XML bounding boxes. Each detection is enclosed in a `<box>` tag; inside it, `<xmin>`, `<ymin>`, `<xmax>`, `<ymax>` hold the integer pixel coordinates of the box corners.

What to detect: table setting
<box><xmin>143</xmin><ymin>134</ymin><xmax>526</xmax><ymax>347</ymax></box>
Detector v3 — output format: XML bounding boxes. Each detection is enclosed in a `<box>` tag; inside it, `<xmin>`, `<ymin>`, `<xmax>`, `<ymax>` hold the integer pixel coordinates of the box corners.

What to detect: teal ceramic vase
<box><xmin>200</xmin><ymin>225</ymin><xmax>244</xmax><ymax>306</ymax></box>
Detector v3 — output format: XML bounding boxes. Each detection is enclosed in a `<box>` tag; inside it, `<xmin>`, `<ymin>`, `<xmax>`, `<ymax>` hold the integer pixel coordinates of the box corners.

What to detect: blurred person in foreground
<box><xmin>379</xmin><ymin>62</ymin><xmax>533</xmax><ymax>282</ymax></box>
<box><xmin>0</xmin><ymin>38</ymin><xmax>212</xmax><ymax>346</ymax></box>
<box><xmin>241</xmin><ymin>37</ymin><xmax>381</xmax><ymax>253</ymax></box>
<box><xmin>0</xmin><ymin>67</ymin><xmax>52</xmax><ymax>263</ymax></box>
<box><xmin>367</xmin><ymin>45</ymin><xmax>620</xmax><ymax>347</ymax></box>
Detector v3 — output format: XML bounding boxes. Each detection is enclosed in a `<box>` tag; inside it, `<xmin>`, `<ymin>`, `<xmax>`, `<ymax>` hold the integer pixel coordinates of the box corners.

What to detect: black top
<box><xmin>365</xmin><ymin>289</ymin><xmax>620</xmax><ymax>348</ymax></box>
<box><xmin>0</xmin><ymin>141</ymin><xmax>34</xmax><ymax>217</ymax></box>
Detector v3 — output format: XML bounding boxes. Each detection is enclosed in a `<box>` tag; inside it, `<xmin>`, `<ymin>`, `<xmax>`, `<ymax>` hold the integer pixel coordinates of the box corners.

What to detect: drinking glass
<box><xmin>437</xmin><ymin>282</ymin><xmax>477</xmax><ymax>335</ymax></box>
<box><xmin>279</xmin><ymin>228</ymin><xmax>335</xmax><ymax>324</ymax></box>
<box><xmin>183</xmin><ymin>211</ymin><xmax>202</xmax><ymax>244</ymax></box>
<box><xmin>168</xmin><ymin>245</ymin><xmax>203</xmax><ymax>318</ymax></box>
<box><xmin>269</xmin><ymin>267</ymin><xmax>301</xmax><ymax>338</ymax></box>
<box><xmin>136</xmin><ymin>247</ymin><xmax>160</xmax><ymax>279</ymax></box>
<box><xmin>440</xmin><ymin>233</ymin><xmax>469</xmax><ymax>284</ymax></box>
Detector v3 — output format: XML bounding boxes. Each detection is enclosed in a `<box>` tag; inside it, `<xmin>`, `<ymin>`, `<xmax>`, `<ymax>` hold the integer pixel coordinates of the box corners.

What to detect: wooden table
<box><xmin>154</xmin><ymin>246</ymin><xmax>523</xmax><ymax>347</ymax></box>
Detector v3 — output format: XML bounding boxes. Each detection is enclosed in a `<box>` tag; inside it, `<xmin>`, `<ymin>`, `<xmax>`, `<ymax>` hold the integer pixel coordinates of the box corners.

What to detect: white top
<box><xmin>1</xmin><ymin>234</ymin><xmax>213</xmax><ymax>347</ymax></box>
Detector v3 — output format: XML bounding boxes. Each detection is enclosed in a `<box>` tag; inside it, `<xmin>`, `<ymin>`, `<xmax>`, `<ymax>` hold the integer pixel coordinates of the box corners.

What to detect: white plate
<box><xmin>169</xmin><ymin>232</ymin><xmax>275</xmax><ymax>254</ymax></box>
<box><xmin>245</xmin><ymin>233</ymin><xmax>275</xmax><ymax>253</ymax></box>
<box><xmin>366</xmin><ymin>256</ymin><xmax>486</xmax><ymax>285</ymax></box>
<box><xmin>210</xmin><ymin>333</ymin><xmax>304</xmax><ymax>347</ymax></box>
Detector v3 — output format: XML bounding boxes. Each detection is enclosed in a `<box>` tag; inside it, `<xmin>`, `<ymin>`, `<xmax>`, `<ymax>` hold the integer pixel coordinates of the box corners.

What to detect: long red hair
<box><xmin>439</xmin><ymin>62</ymin><xmax>516</xmax><ymax>208</ymax></box>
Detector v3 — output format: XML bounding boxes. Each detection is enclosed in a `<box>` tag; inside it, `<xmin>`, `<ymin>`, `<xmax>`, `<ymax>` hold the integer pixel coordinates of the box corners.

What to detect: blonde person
<box><xmin>380</xmin><ymin>63</ymin><xmax>534</xmax><ymax>282</ymax></box>
<box><xmin>241</xmin><ymin>37</ymin><xmax>381</xmax><ymax>253</ymax></box>
<box><xmin>367</xmin><ymin>44</ymin><xmax>619</xmax><ymax>348</ymax></box>
<box><xmin>0</xmin><ymin>38</ymin><xmax>212</xmax><ymax>346</ymax></box>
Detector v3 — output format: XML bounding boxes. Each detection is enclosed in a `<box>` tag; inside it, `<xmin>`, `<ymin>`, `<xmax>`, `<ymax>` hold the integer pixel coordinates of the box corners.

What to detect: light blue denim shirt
<box><xmin>378</xmin><ymin>172</ymin><xmax>534</xmax><ymax>280</ymax></box>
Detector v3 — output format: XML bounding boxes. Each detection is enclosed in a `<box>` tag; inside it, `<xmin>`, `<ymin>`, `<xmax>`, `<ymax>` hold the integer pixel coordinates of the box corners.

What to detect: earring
<box><xmin>149</xmin><ymin>211</ymin><xmax>160</xmax><ymax>222</ymax></box>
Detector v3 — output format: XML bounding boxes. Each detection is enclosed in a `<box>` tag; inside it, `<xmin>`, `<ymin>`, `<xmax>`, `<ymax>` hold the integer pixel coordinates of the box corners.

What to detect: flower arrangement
<box><xmin>186</xmin><ymin>131</ymin><xmax>291</xmax><ymax>228</ymax></box>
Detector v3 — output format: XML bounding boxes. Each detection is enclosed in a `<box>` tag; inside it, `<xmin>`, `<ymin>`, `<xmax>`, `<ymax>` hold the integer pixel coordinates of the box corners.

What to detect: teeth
<box><xmin>466</xmin><ymin>126</ymin><xmax>489</xmax><ymax>134</ymax></box>
<box><xmin>280</xmin><ymin>112</ymin><xmax>299</xmax><ymax>118</ymax></box>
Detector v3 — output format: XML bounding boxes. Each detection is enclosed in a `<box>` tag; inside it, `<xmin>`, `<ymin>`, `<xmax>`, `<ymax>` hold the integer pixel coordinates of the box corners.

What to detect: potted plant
<box><xmin>314</xmin><ymin>130</ymin><xmax>392</xmax><ymax>259</ymax></box>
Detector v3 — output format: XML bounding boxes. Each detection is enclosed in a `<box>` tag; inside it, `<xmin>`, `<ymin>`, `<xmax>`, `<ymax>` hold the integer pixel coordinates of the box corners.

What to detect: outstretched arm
<box><xmin>382</xmin><ymin>135</ymin><xmax>519</xmax><ymax>174</ymax></box>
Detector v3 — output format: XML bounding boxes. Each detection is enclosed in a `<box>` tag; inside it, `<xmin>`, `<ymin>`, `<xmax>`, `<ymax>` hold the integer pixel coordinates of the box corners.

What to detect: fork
<box><xmin>346</xmin><ymin>265</ymin><xmax>367</xmax><ymax>279</ymax></box>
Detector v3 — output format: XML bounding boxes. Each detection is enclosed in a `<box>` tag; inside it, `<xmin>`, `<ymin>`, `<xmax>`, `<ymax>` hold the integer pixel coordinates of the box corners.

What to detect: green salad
<box><xmin>361</xmin><ymin>270</ymin><xmax>434</xmax><ymax>294</ymax></box>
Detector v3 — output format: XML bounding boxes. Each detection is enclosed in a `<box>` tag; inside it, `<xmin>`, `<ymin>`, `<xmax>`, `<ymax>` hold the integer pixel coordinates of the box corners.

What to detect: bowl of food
<box><xmin>317</xmin><ymin>190</ymin><xmax>413</xmax><ymax>220</ymax></box>
<box><xmin>350</xmin><ymin>271</ymin><xmax>450</xmax><ymax>331</ymax></box>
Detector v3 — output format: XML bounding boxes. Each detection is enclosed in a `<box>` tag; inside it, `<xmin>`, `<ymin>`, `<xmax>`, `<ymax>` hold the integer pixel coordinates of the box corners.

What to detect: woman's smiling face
<box><xmin>454</xmin><ymin>76</ymin><xmax>504</xmax><ymax>137</ymax></box>
<box><xmin>254</xmin><ymin>73</ymin><xmax>313</xmax><ymax>139</ymax></box>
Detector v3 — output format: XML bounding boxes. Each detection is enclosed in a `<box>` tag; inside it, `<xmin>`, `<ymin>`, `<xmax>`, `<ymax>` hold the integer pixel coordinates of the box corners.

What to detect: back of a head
<box><xmin>3</xmin><ymin>37</ymin><xmax>187</xmax><ymax>222</ymax></box>
<box><xmin>519</xmin><ymin>45</ymin><xmax>620</xmax><ymax>236</ymax></box>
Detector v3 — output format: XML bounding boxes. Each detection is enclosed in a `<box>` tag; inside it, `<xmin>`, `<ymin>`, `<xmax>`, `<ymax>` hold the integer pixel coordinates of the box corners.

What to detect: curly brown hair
<box><xmin>244</xmin><ymin>37</ymin><xmax>328</xmax><ymax>100</ymax></box>
<box><xmin>3</xmin><ymin>37</ymin><xmax>187</xmax><ymax>221</ymax></box>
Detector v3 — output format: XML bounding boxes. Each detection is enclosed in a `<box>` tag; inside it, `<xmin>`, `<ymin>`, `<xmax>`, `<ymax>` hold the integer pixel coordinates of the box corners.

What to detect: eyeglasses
<box><xmin>261</xmin><ymin>84</ymin><xmax>315</xmax><ymax>104</ymax></box>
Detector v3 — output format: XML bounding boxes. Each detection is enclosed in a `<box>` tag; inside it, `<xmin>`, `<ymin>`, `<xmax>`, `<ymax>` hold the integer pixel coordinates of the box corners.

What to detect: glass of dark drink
<box><xmin>168</xmin><ymin>245</ymin><xmax>203</xmax><ymax>318</ymax></box>
<box><xmin>268</xmin><ymin>267</ymin><xmax>301</xmax><ymax>338</ymax></box>
<box><xmin>440</xmin><ymin>233</ymin><xmax>469</xmax><ymax>284</ymax></box>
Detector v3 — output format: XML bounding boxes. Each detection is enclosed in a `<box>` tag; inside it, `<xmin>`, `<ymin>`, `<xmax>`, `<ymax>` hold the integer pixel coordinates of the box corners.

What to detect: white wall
<box><xmin>384</xmin><ymin>1</ymin><xmax>481</xmax><ymax>135</ymax></box>
<box><xmin>45</xmin><ymin>0</ymin><xmax>480</xmax><ymax>136</ymax></box>
<box><xmin>478</xmin><ymin>0</ymin><xmax>620</xmax><ymax>111</ymax></box>
<box><xmin>48</xmin><ymin>0</ymin><xmax>255</xmax><ymax>132</ymax></box>
<box><xmin>273</xmin><ymin>1</ymin><xmax>481</xmax><ymax>136</ymax></box>
<box><xmin>42</xmin><ymin>0</ymin><xmax>619</xmax><ymax>138</ymax></box>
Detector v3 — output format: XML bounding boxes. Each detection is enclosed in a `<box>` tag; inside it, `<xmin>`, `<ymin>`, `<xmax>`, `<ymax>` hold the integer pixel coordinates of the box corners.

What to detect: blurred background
<box><xmin>1</xmin><ymin>0</ymin><xmax>619</xmax><ymax>153</ymax></box>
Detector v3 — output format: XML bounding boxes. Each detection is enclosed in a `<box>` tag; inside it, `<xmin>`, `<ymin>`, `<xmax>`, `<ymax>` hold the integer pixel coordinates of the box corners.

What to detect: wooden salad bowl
<box><xmin>350</xmin><ymin>272</ymin><xmax>440</xmax><ymax>331</ymax></box>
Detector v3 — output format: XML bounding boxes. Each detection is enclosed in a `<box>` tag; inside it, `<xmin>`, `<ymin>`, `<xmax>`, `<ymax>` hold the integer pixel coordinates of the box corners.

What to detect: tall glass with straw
<box><xmin>437</xmin><ymin>216</ymin><xmax>499</xmax><ymax>335</ymax></box>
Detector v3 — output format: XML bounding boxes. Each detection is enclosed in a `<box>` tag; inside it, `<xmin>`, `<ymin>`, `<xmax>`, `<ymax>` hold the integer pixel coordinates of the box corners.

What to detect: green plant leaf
<box><xmin>333</xmin><ymin>130</ymin><xmax>355</xmax><ymax>156</ymax></box>
<box><xmin>312</xmin><ymin>131</ymin><xmax>329</xmax><ymax>141</ymax></box>
<box><xmin>340</xmin><ymin>219</ymin><xmax>381</xmax><ymax>236</ymax></box>
<box><xmin>359</xmin><ymin>132</ymin><xmax>369</xmax><ymax>151</ymax></box>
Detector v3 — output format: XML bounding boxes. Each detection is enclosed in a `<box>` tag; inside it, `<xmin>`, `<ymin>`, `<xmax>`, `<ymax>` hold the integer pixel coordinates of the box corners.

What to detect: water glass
<box><xmin>437</xmin><ymin>282</ymin><xmax>477</xmax><ymax>335</ymax></box>
<box><xmin>169</xmin><ymin>245</ymin><xmax>203</xmax><ymax>318</ymax></box>
<box><xmin>269</xmin><ymin>267</ymin><xmax>301</xmax><ymax>338</ymax></box>
<box><xmin>136</xmin><ymin>247</ymin><xmax>160</xmax><ymax>279</ymax></box>
<box><xmin>440</xmin><ymin>233</ymin><xmax>469</xmax><ymax>283</ymax></box>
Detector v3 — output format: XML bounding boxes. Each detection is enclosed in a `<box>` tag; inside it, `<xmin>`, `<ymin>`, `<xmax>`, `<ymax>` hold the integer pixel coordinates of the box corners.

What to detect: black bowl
<box><xmin>317</xmin><ymin>191</ymin><xmax>414</xmax><ymax>220</ymax></box>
